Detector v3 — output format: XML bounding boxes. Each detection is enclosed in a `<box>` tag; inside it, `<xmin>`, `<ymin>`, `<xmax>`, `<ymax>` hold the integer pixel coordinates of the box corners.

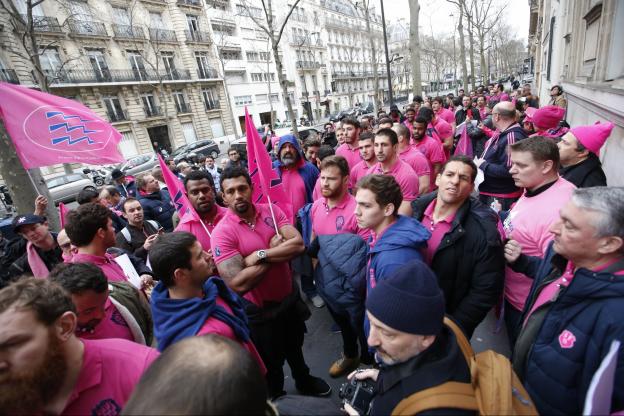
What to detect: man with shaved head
<box><xmin>475</xmin><ymin>101</ymin><xmax>528</xmax><ymax>210</ymax></box>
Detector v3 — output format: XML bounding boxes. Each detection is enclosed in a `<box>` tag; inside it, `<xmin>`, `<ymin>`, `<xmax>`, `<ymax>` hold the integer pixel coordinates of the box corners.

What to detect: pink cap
<box><xmin>570</xmin><ymin>122</ymin><xmax>615</xmax><ymax>155</ymax></box>
<box><xmin>524</xmin><ymin>107</ymin><xmax>538</xmax><ymax>123</ymax></box>
<box><xmin>532</xmin><ymin>105</ymin><xmax>566</xmax><ymax>130</ymax></box>
<box><xmin>271</xmin><ymin>135</ymin><xmax>280</xmax><ymax>147</ymax></box>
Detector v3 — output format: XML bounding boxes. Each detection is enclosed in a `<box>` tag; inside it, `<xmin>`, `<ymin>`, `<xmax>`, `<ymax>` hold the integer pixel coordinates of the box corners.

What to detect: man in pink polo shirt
<box><xmin>211</xmin><ymin>166</ymin><xmax>331</xmax><ymax>399</ymax></box>
<box><xmin>432</xmin><ymin>96</ymin><xmax>456</xmax><ymax>128</ymax></box>
<box><xmin>175</xmin><ymin>170</ymin><xmax>227</xmax><ymax>252</ymax></box>
<box><xmin>149</xmin><ymin>232</ymin><xmax>265</xmax><ymax>372</ymax></box>
<box><xmin>350</xmin><ymin>132</ymin><xmax>377</xmax><ymax>187</ymax></box>
<box><xmin>65</xmin><ymin>203</ymin><xmax>152</xmax><ymax>287</ymax></box>
<box><xmin>502</xmin><ymin>136</ymin><xmax>576</xmax><ymax>345</ymax></box>
<box><xmin>336</xmin><ymin>118</ymin><xmax>363</xmax><ymax>172</ymax></box>
<box><xmin>412</xmin><ymin>116</ymin><xmax>446</xmax><ymax>190</ymax></box>
<box><xmin>49</xmin><ymin>262</ymin><xmax>154</xmax><ymax>345</ymax></box>
<box><xmin>370</xmin><ymin>128</ymin><xmax>419</xmax><ymax>216</ymax></box>
<box><xmin>0</xmin><ymin>278</ymin><xmax>158</xmax><ymax>415</ymax></box>
<box><xmin>402</xmin><ymin>106</ymin><xmax>417</xmax><ymax>136</ymax></box>
<box><xmin>393</xmin><ymin>123</ymin><xmax>430</xmax><ymax>194</ymax></box>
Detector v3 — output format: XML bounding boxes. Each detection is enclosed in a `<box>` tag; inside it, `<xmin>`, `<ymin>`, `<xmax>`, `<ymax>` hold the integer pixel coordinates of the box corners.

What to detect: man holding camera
<box><xmin>342</xmin><ymin>260</ymin><xmax>471</xmax><ymax>416</ymax></box>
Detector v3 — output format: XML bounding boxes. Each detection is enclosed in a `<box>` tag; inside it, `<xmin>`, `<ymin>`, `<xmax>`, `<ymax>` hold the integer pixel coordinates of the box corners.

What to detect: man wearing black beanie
<box><xmin>343</xmin><ymin>260</ymin><xmax>472</xmax><ymax>416</ymax></box>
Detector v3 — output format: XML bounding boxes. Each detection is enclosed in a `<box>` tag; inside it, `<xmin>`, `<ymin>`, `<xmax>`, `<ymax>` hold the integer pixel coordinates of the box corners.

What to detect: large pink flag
<box><xmin>454</xmin><ymin>122</ymin><xmax>473</xmax><ymax>157</ymax></box>
<box><xmin>157</xmin><ymin>154</ymin><xmax>197</xmax><ymax>220</ymax></box>
<box><xmin>58</xmin><ymin>202</ymin><xmax>69</xmax><ymax>228</ymax></box>
<box><xmin>244</xmin><ymin>108</ymin><xmax>293</xmax><ymax>224</ymax></box>
<box><xmin>0</xmin><ymin>82</ymin><xmax>125</xmax><ymax>168</ymax></box>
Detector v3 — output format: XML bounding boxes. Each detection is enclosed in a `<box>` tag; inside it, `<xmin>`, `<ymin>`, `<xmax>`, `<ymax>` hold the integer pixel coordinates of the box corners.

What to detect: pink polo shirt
<box><xmin>413</xmin><ymin>136</ymin><xmax>446</xmax><ymax>190</ymax></box>
<box><xmin>281</xmin><ymin>167</ymin><xmax>307</xmax><ymax>219</ymax></box>
<box><xmin>420</xmin><ymin>199</ymin><xmax>456</xmax><ymax>265</ymax></box>
<box><xmin>310</xmin><ymin>192</ymin><xmax>370</xmax><ymax>240</ymax></box>
<box><xmin>211</xmin><ymin>204</ymin><xmax>292</xmax><ymax>307</ymax></box>
<box><xmin>350</xmin><ymin>160</ymin><xmax>374</xmax><ymax>187</ymax></box>
<box><xmin>71</xmin><ymin>253</ymin><xmax>128</xmax><ymax>283</ymax></box>
<box><xmin>433</xmin><ymin>118</ymin><xmax>454</xmax><ymax>160</ymax></box>
<box><xmin>77</xmin><ymin>298</ymin><xmax>134</xmax><ymax>342</ymax></box>
<box><xmin>436</xmin><ymin>108</ymin><xmax>456</xmax><ymax>125</ymax></box>
<box><xmin>62</xmin><ymin>338</ymin><xmax>159</xmax><ymax>415</ymax></box>
<box><xmin>370</xmin><ymin>159</ymin><xmax>419</xmax><ymax>201</ymax></box>
<box><xmin>197</xmin><ymin>297</ymin><xmax>267</xmax><ymax>374</ymax></box>
<box><xmin>336</xmin><ymin>143</ymin><xmax>363</xmax><ymax>171</ymax></box>
<box><xmin>398</xmin><ymin>146</ymin><xmax>430</xmax><ymax>178</ymax></box>
<box><xmin>175</xmin><ymin>205</ymin><xmax>227</xmax><ymax>252</ymax></box>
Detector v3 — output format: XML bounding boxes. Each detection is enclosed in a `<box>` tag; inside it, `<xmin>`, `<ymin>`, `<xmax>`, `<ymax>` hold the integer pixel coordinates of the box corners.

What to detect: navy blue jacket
<box><xmin>138</xmin><ymin>190</ymin><xmax>175</xmax><ymax>232</ymax></box>
<box><xmin>479</xmin><ymin>123</ymin><xmax>527</xmax><ymax>195</ymax></box>
<box><xmin>272</xmin><ymin>135</ymin><xmax>319</xmax><ymax>205</ymax></box>
<box><xmin>511</xmin><ymin>243</ymin><xmax>624</xmax><ymax>414</ymax></box>
<box><xmin>115</xmin><ymin>180</ymin><xmax>138</xmax><ymax>199</ymax></box>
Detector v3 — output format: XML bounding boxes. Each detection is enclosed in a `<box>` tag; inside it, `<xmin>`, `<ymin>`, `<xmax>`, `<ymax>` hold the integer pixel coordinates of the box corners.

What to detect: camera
<box><xmin>339</xmin><ymin>378</ymin><xmax>375</xmax><ymax>415</ymax></box>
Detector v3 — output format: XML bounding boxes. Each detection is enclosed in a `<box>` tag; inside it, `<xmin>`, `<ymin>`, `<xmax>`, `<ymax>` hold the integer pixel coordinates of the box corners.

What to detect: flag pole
<box><xmin>25</xmin><ymin>169</ymin><xmax>41</xmax><ymax>196</ymax></box>
<box><xmin>265</xmin><ymin>193</ymin><xmax>281</xmax><ymax>236</ymax></box>
<box><xmin>199</xmin><ymin>218</ymin><xmax>212</xmax><ymax>238</ymax></box>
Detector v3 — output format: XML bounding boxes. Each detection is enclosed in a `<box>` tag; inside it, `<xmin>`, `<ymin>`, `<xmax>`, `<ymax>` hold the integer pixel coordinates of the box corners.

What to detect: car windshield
<box><xmin>170</xmin><ymin>145</ymin><xmax>190</xmax><ymax>156</ymax></box>
<box><xmin>121</xmin><ymin>155</ymin><xmax>150</xmax><ymax>170</ymax></box>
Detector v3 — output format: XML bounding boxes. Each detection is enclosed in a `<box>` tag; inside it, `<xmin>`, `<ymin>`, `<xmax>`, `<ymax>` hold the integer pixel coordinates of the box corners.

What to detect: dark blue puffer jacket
<box><xmin>512</xmin><ymin>243</ymin><xmax>624</xmax><ymax>414</ymax></box>
<box><xmin>272</xmin><ymin>134</ymin><xmax>319</xmax><ymax>204</ymax></box>
<box><xmin>139</xmin><ymin>190</ymin><xmax>175</xmax><ymax>232</ymax></box>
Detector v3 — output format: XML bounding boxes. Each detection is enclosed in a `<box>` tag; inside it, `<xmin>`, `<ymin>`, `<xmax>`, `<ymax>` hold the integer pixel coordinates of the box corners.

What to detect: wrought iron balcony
<box><xmin>144</xmin><ymin>105</ymin><xmax>163</xmax><ymax>118</ymax></box>
<box><xmin>204</xmin><ymin>99</ymin><xmax>220</xmax><ymax>111</ymax></box>
<box><xmin>162</xmin><ymin>69</ymin><xmax>191</xmax><ymax>80</ymax></box>
<box><xmin>185</xmin><ymin>29</ymin><xmax>211</xmax><ymax>44</ymax></box>
<box><xmin>107</xmin><ymin>110</ymin><xmax>128</xmax><ymax>122</ymax></box>
<box><xmin>176</xmin><ymin>102</ymin><xmax>192</xmax><ymax>114</ymax></box>
<box><xmin>68</xmin><ymin>20</ymin><xmax>108</xmax><ymax>37</ymax></box>
<box><xmin>43</xmin><ymin>68</ymin><xmax>192</xmax><ymax>85</ymax></box>
<box><xmin>149</xmin><ymin>28</ymin><xmax>177</xmax><ymax>42</ymax></box>
<box><xmin>0</xmin><ymin>69</ymin><xmax>19</xmax><ymax>84</ymax></box>
<box><xmin>16</xmin><ymin>15</ymin><xmax>63</xmax><ymax>33</ymax></box>
<box><xmin>112</xmin><ymin>24</ymin><xmax>145</xmax><ymax>40</ymax></box>
<box><xmin>324</xmin><ymin>89</ymin><xmax>332</xmax><ymax>95</ymax></box>
<box><xmin>178</xmin><ymin>0</ymin><xmax>202</xmax><ymax>6</ymax></box>
<box><xmin>296</xmin><ymin>61</ymin><xmax>321</xmax><ymax>70</ymax></box>
<box><xmin>197</xmin><ymin>67</ymin><xmax>219</xmax><ymax>79</ymax></box>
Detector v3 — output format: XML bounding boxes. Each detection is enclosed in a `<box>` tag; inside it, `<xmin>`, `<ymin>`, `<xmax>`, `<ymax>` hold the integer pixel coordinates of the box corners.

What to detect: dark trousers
<box><xmin>504</xmin><ymin>300</ymin><xmax>523</xmax><ymax>347</ymax></box>
<box><xmin>249</xmin><ymin>302</ymin><xmax>311</xmax><ymax>398</ymax></box>
<box><xmin>326</xmin><ymin>305</ymin><xmax>371</xmax><ymax>362</ymax></box>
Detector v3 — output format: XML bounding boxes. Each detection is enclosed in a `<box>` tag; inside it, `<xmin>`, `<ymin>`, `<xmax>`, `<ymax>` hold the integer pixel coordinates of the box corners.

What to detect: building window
<box><xmin>220</xmin><ymin>50</ymin><xmax>242</xmax><ymax>60</ymax></box>
<box><xmin>202</xmin><ymin>88</ymin><xmax>219</xmax><ymax>110</ymax></box>
<box><xmin>606</xmin><ymin>0</ymin><xmax>624</xmax><ymax>81</ymax></box>
<box><xmin>234</xmin><ymin>95</ymin><xmax>252</xmax><ymax>106</ymax></box>
<box><xmin>86</xmin><ymin>49</ymin><xmax>110</xmax><ymax>81</ymax></box>
<box><xmin>128</xmin><ymin>51</ymin><xmax>147</xmax><ymax>80</ymax></box>
<box><xmin>255</xmin><ymin>94</ymin><xmax>268</xmax><ymax>104</ymax></box>
<box><xmin>173</xmin><ymin>90</ymin><xmax>190</xmax><ymax>113</ymax></box>
<box><xmin>40</xmin><ymin>48</ymin><xmax>62</xmax><ymax>73</ymax></box>
<box><xmin>250</xmin><ymin>72</ymin><xmax>275</xmax><ymax>82</ymax></box>
<box><xmin>142</xmin><ymin>94</ymin><xmax>159</xmax><ymax>116</ymax></box>
<box><xmin>581</xmin><ymin>4</ymin><xmax>602</xmax><ymax>78</ymax></box>
<box><xmin>195</xmin><ymin>52</ymin><xmax>214</xmax><ymax>78</ymax></box>
<box><xmin>103</xmin><ymin>96</ymin><xmax>125</xmax><ymax>122</ymax></box>
<box><xmin>270</xmin><ymin>93</ymin><xmax>279</xmax><ymax>103</ymax></box>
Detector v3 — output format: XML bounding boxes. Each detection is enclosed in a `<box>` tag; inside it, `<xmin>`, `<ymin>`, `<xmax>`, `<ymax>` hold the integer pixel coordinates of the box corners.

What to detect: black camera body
<box><xmin>339</xmin><ymin>378</ymin><xmax>375</xmax><ymax>415</ymax></box>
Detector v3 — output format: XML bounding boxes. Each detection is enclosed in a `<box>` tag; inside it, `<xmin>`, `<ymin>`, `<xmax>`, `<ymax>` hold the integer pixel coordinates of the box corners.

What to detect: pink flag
<box><xmin>244</xmin><ymin>108</ymin><xmax>293</xmax><ymax>224</ymax></box>
<box><xmin>454</xmin><ymin>122</ymin><xmax>473</xmax><ymax>157</ymax></box>
<box><xmin>0</xmin><ymin>82</ymin><xmax>125</xmax><ymax>168</ymax></box>
<box><xmin>58</xmin><ymin>202</ymin><xmax>69</xmax><ymax>228</ymax></box>
<box><xmin>157</xmin><ymin>154</ymin><xmax>197</xmax><ymax>220</ymax></box>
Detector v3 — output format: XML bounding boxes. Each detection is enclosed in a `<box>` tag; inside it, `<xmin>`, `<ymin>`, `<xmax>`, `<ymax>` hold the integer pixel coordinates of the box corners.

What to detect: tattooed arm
<box><xmin>216</xmin><ymin>254</ymin><xmax>271</xmax><ymax>295</ymax></box>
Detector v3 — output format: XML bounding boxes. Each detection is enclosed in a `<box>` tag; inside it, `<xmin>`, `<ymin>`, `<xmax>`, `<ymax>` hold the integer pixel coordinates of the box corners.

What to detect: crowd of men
<box><xmin>1</xmin><ymin>80</ymin><xmax>623</xmax><ymax>415</ymax></box>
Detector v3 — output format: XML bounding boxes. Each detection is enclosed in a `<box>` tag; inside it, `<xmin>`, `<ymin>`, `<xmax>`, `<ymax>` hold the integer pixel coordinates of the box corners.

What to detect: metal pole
<box><xmin>380</xmin><ymin>0</ymin><xmax>393</xmax><ymax>106</ymax></box>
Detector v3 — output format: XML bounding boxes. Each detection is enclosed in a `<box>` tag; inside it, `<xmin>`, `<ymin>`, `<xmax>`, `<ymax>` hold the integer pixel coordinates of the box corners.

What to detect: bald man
<box><xmin>475</xmin><ymin>102</ymin><xmax>528</xmax><ymax>210</ymax></box>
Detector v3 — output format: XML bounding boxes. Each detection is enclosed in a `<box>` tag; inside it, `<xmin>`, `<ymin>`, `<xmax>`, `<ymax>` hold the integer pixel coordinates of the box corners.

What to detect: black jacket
<box><xmin>371</xmin><ymin>327</ymin><xmax>472</xmax><ymax>416</ymax></box>
<box><xmin>114</xmin><ymin>220</ymin><xmax>160</xmax><ymax>261</ymax></box>
<box><xmin>139</xmin><ymin>191</ymin><xmax>175</xmax><ymax>232</ymax></box>
<box><xmin>412</xmin><ymin>193</ymin><xmax>505</xmax><ymax>337</ymax></box>
<box><xmin>559</xmin><ymin>153</ymin><xmax>607</xmax><ymax>188</ymax></box>
<box><xmin>455</xmin><ymin>108</ymin><xmax>480</xmax><ymax>125</ymax></box>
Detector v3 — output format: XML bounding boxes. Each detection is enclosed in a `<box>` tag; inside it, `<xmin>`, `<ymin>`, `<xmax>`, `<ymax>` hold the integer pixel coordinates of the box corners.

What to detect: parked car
<box><xmin>355</xmin><ymin>102</ymin><xmax>374</xmax><ymax>116</ymax></box>
<box><xmin>170</xmin><ymin>139</ymin><xmax>221</xmax><ymax>164</ymax></box>
<box><xmin>46</xmin><ymin>173</ymin><xmax>94</xmax><ymax>205</ymax></box>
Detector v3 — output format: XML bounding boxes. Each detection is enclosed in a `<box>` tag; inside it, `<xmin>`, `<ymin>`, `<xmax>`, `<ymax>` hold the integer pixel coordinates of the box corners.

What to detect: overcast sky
<box><xmin>380</xmin><ymin>0</ymin><xmax>530</xmax><ymax>43</ymax></box>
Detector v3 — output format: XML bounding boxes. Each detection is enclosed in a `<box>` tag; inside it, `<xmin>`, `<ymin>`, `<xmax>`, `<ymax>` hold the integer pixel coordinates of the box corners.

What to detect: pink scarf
<box><xmin>27</xmin><ymin>241</ymin><xmax>50</xmax><ymax>278</ymax></box>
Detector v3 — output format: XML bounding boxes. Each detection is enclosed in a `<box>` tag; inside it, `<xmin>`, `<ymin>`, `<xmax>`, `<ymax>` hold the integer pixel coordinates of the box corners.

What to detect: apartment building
<box><xmin>0</xmin><ymin>0</ymin><xmax>233</xmax><ymax>172</ymax></box>
<box><xmin>529</xmin><ymin>0</ymin><xmax>624</xmax><ymax>185</ymax></box>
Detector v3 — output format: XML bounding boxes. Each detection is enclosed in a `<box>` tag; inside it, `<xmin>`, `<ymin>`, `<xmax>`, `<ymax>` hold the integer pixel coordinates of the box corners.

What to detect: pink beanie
<box><xmin>524</xmin><ymin>107</ymin><xmax>538</xmax><ymax>123</ymax></box>
<box><xmin>570</xmin><ymin>121</ymin><xmax>615</xmax><ymax>155</ymax></box>
<box><xmin>532</xmin><ymin>105</ymin><xmax>566</xmax><ymax>130</ymax></box>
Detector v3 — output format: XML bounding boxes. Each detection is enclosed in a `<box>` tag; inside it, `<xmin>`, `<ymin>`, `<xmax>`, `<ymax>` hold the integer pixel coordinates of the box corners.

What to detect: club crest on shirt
<box><xmin>263</xmin><ymin>216</ymin><xmax>275</xmax><ymax>230</ymax></box>
<box><xmin>558</xmin><ymin>329</ymin><xmax>576</xmax><ymax>349</ymax></box>
<box><xmin>214</xmin><ymin>246</ymin><xmax>221</xmax><ymax>257</ymax></box>
<box><xmin>91</xmin><ymin>398</ymin><xmax>121</xmax><ymax>416</ymax></box>
<box><xmin>110</xmin><ymin>309</ymin><xmax>129</xmax><ymax>327</ymax></box>
<box><xmin>335</xmin><ymin>215</ymin><xmax>345</xmax><ymax>231</ymax></box>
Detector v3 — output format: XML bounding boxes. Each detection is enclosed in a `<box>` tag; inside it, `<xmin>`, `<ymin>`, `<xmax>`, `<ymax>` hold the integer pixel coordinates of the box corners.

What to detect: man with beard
<box><xmin>412</xmin><ymin>156</ymin><xmax>504</xmax><ymax>337</ymax></box>
<box><xmin>393</xmin><ymin>123</ymin><xmax>430</xmax><ymax>195</ymax></box>
<box><xmin>211</xmin><ymin>167</ymin><xmax>331</xmax><ymax>399</ymax></box>
<box><xmin>402</xmin><ymin>106</ymin><xmax>417</xmax><ymax>136</ymax></box>
<box><xmin>455</xmin><ymin>95</ymin><xmax>481</xmax><ymax>125</ymax></box>
<box><xmin>336</xmin><ymin>118</ymin><xmax>363</xmax><ymax>171</ymax></box>
<box><xmin>115</xmin><ymin>198</ymin><xmax>161</xmax><ymax>262</ymax></box>
<box><xmin>175</xmin><ymin>170</ymin><xmax>227</xmax><ymax>252</ymax></box>
<box><xmin>412</xmin><ymin>117</ymin><xmax>446</xmax><ymax>191</ymax></box>
<box><xmin>49</xmin><ymin>262</ymin><xmax>153</xmax><ymax>345</ymax></box>
<box><xmin>272</xmin><ymin>134</ymin><xmax>319</xmax><ymax>220</ymax></box>
<box><xmin>303</xmin><ymin>138</ymin><xmax>322</xmax><ymax>168</ymax></box>
<box><xmin>136</xmin><ymin>173</ymin><xmax>175</xmax><ymax>232</ymax></box>
<box><xmin>342</xmin><ymin>260</ymin><xmax>471</xmax><ymax>416</ymax></box>
<box><xmin>370</xmin><ymin>129</ymin><xmax>419</xmax><ymax>216</ymax></box>
<box><xmin>0</xmin><ymin>278</ymin><xmax>159</xmax><ymax>415</ymax></box>
<box><xmin>350</xmin><ymin>132</ymin><xmax>377</xmax><ymax>187</ymax></box>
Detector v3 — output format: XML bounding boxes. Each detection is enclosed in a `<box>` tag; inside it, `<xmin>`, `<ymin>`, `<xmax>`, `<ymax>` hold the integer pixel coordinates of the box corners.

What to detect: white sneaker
<box><xmin>311</xmin><ymin>295</ymin><xmax>325</xmax><ymax>308</ymax></box>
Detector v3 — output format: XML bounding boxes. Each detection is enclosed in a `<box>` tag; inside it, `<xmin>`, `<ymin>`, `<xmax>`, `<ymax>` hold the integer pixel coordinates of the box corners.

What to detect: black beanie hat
<box><xmin>366</xmin><ymin>260</ymin><xmax>445</xmax><ymax>335</ymax></box>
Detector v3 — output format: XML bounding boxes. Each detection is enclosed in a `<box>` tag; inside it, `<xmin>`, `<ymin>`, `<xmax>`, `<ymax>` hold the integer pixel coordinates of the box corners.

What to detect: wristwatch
<box><xmin>256</xmin><ymin>249</ymin><xmax>267</xmax><ymax>262</ymax></box>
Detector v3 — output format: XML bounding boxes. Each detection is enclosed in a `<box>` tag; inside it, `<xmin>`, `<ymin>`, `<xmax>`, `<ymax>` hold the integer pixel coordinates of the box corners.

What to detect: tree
<box><xmin>464</xmin><ymin>0</ymin><xmax>506</xmax><ymax>84</ymax></box>
<box><xmin>237</xmin><ymin>0</ymin><xmax>302</xmax><ymax>136</ymax></box>
<box><xmin>408</xmin><ymin>0</ymin><xmax>422</xmax><ymax>97</ymax></box>
<box><xmin>353</xmin><ymin>0</ymin><xmax>382</xmax><ymax>114</ymax></box>
<box><xmin>447</xmin><ymin>0</ymin><xmax>469</xmax><ymax>92</ymax></box>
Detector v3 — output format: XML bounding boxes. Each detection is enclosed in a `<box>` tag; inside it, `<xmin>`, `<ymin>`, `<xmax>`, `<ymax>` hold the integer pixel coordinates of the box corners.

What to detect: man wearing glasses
<box><xmin>226</xmin><ymin>147</ymin><xmax>246</xmax><ymax>170</ymax></box>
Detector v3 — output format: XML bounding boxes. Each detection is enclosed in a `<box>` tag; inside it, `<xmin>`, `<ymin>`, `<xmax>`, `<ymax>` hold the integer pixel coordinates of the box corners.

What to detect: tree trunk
<box><xmin>273</xmin><ymin>42</ymin><xmax>298</xmax><ymax>136</ymax></box>
<box><xmin>466</xmin><ymin>13</ymin><xmax>476</xmax><ymax>90</ymax></box>
<box><xmin>363</xmin><ymin>1</ymin><xmax>380</xmax><ymax>114</ymax></box>
<box><xmin>266</xmin><ymin>42</ymin><xmax>274</xmax><ymax>127</ymax></box>
<box><xmin>0</xmin><ymin>120</ymin><xmax>60</xmax><ymax>230</ymax></box>
<box><xmin>479</xmin><ymin>32</ymin><xmax>487</xmax><ymax>83</ymax></box>
<box><xmin>409</xmin><ymin>0</ymin><xmax>422</xmax><ymax>97</ymax></box>
<box><xmin>457</xmin><ymin>2</ymin><xmax>469</xmax><ymax>92</ymax></box>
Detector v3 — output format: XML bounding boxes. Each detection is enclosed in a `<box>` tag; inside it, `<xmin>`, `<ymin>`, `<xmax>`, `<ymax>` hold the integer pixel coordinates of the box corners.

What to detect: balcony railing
<box><xmin>204</xmin><ymin>100</ymin><xmax>220</xmax><ymax>111</ymax></box>
<box><xmin>149</xmin><ymin>28</ymin><xmax>177</xmax><ymax>42</ymax></box>
<box><xmin>107</xmin><ymin>110</ymin><xmax>128</xmax><ymax>122</ymax></box>
<box><xmin>144</xmin><ymin>105</ymin><xmax>163</xmax><ymax>118</ymax></box>
<box><xmin>324</xmin><ymin>89</ymin><xmax>332</xmax><ymax>95</ymax></box>
<box><xmin>178</xmin><ymin>0</ymin><xmax>202</xmax><ymax>6</ymax></box>
<box><xmin>112</xmin><ymin>24</ymin><xmax>145</xmax><ymax>40</ymax></box>
<box><xmin>313</xmin><ymin>90</ymin><xmax>320</xmax><ymax>96</ymax></box>
<box><xmin>291</xmin><ymin>35</ymin><xmax>324</xmax><ymax>48</ymax></box>
<box><xmin>0</xmin><ymin>69</ymin><xmax>19</xmax><ymax>84</ymax></box>
<box><xmin>16</xmin><ymin>15</ymin><xmax>63</xmax><ymax>33</ymax></box>
<box><xmin>68</xmin><ymin>20</ymin><xmax>108</xmax><ymax>37</ymax></box>
<box><xmin>197</xmin><ymin>67</ymin><xmax>219</xmax><ymax>79</ymax></box>
<box><xmin>176</xmin><ymin>102</ymin><xmax>192</xmax><ymax>114</ymax></box>
<box><xmin>43</xmin><ymin>68</ymin><xmax>192</xmax><ymax>85</ymax></box>
<box><xmin>296</xmin><ymin>61</ymin><xmax>321</xmax><ymax>70</ymax></box>
<box><xmin>185</xmin><ymin>29</ymin><xmax>211</xmax><ymax>43</ymax></box>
